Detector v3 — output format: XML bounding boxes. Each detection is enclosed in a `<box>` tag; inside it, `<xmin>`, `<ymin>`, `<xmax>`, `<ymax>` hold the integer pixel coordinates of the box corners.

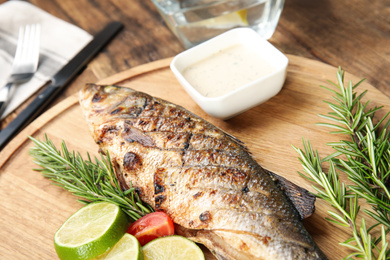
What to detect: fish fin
<box><xmin>266</xmin><ymin>169</ymin><xmax>316</xmax><ymax>220</ymax></box>
<box><xmin>216</xmin><ymin>128</ymin><xmax>315</xmax><ymax>220</ymax></box>
<box><xmin>175</xmin><ymin>225</ymin><xmax>253</xmax><ymax>260</ymax></box>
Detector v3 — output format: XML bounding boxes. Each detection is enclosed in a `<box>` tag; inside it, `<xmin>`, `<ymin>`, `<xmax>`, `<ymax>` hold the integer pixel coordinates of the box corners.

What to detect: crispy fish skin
<box><xmin>79</xmin><ymin>84</ymin><xmax>327</xmax><ymax>260</ymax></box>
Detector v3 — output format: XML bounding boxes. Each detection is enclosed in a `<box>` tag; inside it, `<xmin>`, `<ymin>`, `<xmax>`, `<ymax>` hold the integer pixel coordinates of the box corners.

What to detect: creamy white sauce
<box><xmin>182</xmin><ymin>44</ymin><xmax>275</xmax><ymax>98</ymax></box>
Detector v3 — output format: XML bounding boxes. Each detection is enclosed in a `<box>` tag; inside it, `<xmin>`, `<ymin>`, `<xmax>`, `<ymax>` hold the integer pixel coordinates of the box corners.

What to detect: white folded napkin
<box><xmin>0</xmin><ymin>0</ymin><xmax>93</xmax><ymax>119</ymax></box>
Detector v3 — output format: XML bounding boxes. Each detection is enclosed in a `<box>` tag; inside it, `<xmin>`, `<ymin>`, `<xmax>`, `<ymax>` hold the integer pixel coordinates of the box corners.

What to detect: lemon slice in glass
<box><xmin>143</xmin><ymin>235</ymin><xmax>205</xmax><ymax>260</ymax></box>
<box><xmin>190</xmin><ymin>9</ymin><xmax>248</xmax><ymax>29</ymax></box>
<box><xmin>94</xmin><ymin>233</ymin><xmax>143</xmax><ymax>260</ymax></box>
<box><xmin>54</xmin><ymin>202</ymin><xmax>129</xmax><ymax>260</ymax></box>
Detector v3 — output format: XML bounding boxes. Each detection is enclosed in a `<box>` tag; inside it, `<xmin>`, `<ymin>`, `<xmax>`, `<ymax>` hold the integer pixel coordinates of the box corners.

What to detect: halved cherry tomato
<box><xmin>127</xmin><ymin>212</ymin><xmax>175</xmax><ymax>246</ymax></box>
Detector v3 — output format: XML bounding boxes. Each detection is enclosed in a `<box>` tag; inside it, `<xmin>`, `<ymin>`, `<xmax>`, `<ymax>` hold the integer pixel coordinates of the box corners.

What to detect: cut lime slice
<box><xmin>190</xmin><ymin>9</ymin><xmax>248</xmax><ymax>29</ymax></box>
<box><xmin>94</xmin><ymin>233</ymin><xmax>143</xmax><ymax>260</ymax></box>
<box><xmin>54</xmin><ymin>202</ymin><xmax>129</xmax><ymax>260</ymax></box>
<box><xmin>143</xmin><ymin>235</ymin><xmax>205</xmax><ymax>260</ymax></box>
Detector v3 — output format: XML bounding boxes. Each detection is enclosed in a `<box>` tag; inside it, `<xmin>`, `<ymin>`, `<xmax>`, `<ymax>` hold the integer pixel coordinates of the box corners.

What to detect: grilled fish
<box><xmin>79</xmin><ymin>84</ymin><xmax>327</xmax><ymax>260</ymax></box>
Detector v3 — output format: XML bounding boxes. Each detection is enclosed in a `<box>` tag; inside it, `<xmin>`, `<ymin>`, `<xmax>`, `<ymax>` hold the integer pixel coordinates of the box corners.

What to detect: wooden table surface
<box><xmin>0</xmin><ymin>0</ymin><xmax>388</xmax><ymax>258</ymax></box>
<box><xmin>0</xmin><ymin>0</ymin><xmax>389</xmax><ymax>131</ymax></box>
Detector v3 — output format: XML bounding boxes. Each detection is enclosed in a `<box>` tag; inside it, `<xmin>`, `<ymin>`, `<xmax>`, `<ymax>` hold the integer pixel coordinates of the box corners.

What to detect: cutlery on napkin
<box><xmin>0</xmin><ymin>1</ymin><xmax>93</xmax><ymax>119</ymax></box>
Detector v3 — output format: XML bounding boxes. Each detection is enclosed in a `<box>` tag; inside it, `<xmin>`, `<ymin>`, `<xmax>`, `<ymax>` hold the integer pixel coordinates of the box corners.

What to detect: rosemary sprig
<box><xmin>293</xmin><ymin>68</ymin><xmax>390</xmax><ymax>259</ymax></box>
<box><xmin>29</xmin><ymin>135</ymin><xmax>154</xmax><ymax>222</ymax></box>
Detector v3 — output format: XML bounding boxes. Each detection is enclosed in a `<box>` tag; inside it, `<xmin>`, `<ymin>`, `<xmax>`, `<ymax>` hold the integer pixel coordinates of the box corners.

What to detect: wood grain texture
<box><xmin>0</xmin><ymin>0</ymin><xmax>389</xmax><ymax>130</ymax></box>
<box><xmin>0</xmin><ymin>55</ymin><xmax>389</xmax><ymax>259</ymax></box>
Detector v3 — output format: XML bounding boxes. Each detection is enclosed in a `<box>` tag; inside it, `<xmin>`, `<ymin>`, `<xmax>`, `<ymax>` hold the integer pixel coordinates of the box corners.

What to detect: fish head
<box><xmin>79</xmin><ymin>84</ymin><xmax>150</xmax><ymax>123</ymax></box>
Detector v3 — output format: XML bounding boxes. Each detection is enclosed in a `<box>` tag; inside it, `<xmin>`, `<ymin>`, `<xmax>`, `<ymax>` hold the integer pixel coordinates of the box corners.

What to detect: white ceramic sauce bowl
<box><xmin>170</xmin><ymin>28</ymin><xmax>288</xmax><ymax>120</ymax></box>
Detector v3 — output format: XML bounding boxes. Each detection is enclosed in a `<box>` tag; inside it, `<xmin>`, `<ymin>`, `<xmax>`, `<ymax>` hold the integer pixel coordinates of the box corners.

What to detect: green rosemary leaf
<box><xmin>318</xmin><ymin>114</ymin><xmax>346</xmax><ymax>123</ymax></box>
<box><xmin>325</xmin><ymin>217</ymin><xmax>350</xmax><ymax>227</ymax></box>
<box><xmin>336</xmin><ymin>69</ymin><xmax>346</xmax><ymax>96</ymax></box>
<box><xmin>352</xmin><ymin>78</ymin><xmax>367</xmax><ymax>90</ymax></box>
<box><xmin>378</xmin><ymin>227</ymin><xmax>389</xmax><ymax>260</ymax></box>
<box><xmin>345</xmin><ymin>80</ymin><xmax>353</xmax><ymax>108</ymax></box>
<box><xmin>332</xmin><ymin>146</ymin><xmax>362</xmax><ymax>157</ymax></box>
<box><xmin>295</xmin><ymin>68</ymin><xmax>390</xmax><ymax>259</ymax></box>
<box><xmin>340</xmin><ymin>238</ymin><xmax>360</xmax><ymax>251</ymax></box>
<box><xmin>327</xmin><ymin>210</ymin><xmax>349</xmax><ymax>226</ymax></box>
<box><xmin>77</xmin><ymin>199</ymin><xmax>91</xmax><ymax>205</ymax></box>
<box><xmin>316</xmin><ymin>122</ymin><xmax>351</xmax><ymax>131</ymax></box>
<box><xmin>352</xmin><ymin>106</ymin><xmax>364</xmax><ymax>130</ymax></box>
<box><xmin>123</xmin><ymin>188</ymin><xmax>135</xmax><ymax>196</ymax></box>
<box><xmin>136</xmin><ymin>202</ymin><xmax>154</xmax><ymax>213</ymax></box>
<box><xmin>321</xmin><ymin>151</ymin><xmax>342</xmax><ymax>162</ymax></box>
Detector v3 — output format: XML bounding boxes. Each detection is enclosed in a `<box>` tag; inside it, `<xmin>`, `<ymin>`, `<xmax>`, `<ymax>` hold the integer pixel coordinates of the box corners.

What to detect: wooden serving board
<box><xmin>0</xmin><ymin>55</ymin><xmax>388</xmax><ymax>259</ymax></box>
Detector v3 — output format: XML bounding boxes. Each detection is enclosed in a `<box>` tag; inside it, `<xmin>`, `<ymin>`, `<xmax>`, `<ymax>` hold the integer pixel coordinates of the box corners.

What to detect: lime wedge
<box><xmin>94</xmin><ymin>233</ymin><xmax>143</xmax><ymax>260</ymax></box>
<box><xmin>143</xmin><ymin>235</ymin><xmax>205</xmax><ymax>260</ymax></box>
<box><xmin>54</xmin><ymin>202</ymin><xmax>129</xmax><ymax>260</ymax></box>
<box><xmin>190</xmin><ymin>9</ymin><xmax>248</xmax><ymax>29</ymax></box>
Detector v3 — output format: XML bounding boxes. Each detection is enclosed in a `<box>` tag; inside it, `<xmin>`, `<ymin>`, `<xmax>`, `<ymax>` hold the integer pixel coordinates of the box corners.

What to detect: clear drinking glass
<box><xmin>151</xmin><ymin>0</ymin><xmax>285</xmax><ymax>49</ymax></box>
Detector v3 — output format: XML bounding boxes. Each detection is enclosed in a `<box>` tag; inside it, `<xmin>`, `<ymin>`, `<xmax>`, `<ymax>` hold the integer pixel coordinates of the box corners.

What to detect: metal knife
<box><xmin>0</xmin><ymin>21</ymin><xmax>123</xmax><ymax>150</ymax></box>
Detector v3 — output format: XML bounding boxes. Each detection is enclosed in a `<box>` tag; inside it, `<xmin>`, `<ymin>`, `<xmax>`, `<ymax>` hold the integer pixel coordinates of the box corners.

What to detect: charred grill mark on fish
<box><xmin>96</xmin><ymin>125</ymin><xmax>120</xmax><ymax>144</ymax></box>
<box><xmin>242</xmin><ymin>186</ymin><xmax>250</xmax><ymax>193</ymax></box>
<box><xmin>80</xmin><ymin>84</ymin><xmax>328</xmax><ymax>260</ymax></box>
<box><xmin>155</xmin><ymin>194</ymin><xmax>166</xmax><ymax>209</ymax></box>
<box><xmin>154</xmin><ymin>168</ymin><xmax>169</xmax><ymax>210</ymax></box>
<box><xmin>154</xmin><ymin>169</ymin><xmax>166</xmax><ymax>195</ymax></box>
<box><xmin>193</xmin><ymin>191</ymin><xmax>203</xmax><ymax>199</ymax></box>
<box><xmin>199</xmin><ymin>211</ymin><xmax>212</xmax><ymax>222</ymax></box>
<box><xmin>123</xmin><ymin>152</ymin><xmax>142</xmax><ymax>171</ymax></box>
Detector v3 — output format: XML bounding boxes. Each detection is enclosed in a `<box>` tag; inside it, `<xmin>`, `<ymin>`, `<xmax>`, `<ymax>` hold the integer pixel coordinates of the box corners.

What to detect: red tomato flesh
<box><xmin>127</xmin><ymin>212</ymin><xmax>175</xmax><ymax>246</ymax></box>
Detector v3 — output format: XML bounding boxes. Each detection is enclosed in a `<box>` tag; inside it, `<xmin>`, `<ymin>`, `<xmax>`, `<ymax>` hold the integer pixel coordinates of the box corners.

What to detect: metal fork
<box><xmin>0</xmin><ymin>24</ymin><xmax>41</xmax><ymax>119</ymax></box>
